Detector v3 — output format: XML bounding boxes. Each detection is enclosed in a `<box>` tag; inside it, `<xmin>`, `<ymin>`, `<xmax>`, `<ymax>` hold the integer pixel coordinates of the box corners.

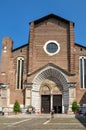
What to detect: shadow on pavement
<box><xmin>75</xmin><ymin>115</ymin><xmax>86</xmax><ymax>128</ymax></box>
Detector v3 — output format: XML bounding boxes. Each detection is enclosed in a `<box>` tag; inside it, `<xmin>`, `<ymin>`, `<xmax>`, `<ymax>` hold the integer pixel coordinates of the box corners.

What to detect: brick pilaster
<box><xmin>69</xmin><ymin>22</ymin><xmax>75</xmax><ymax>74</ymax></box>
<box><xmin>28</xmin><ymin>22</ymin><xmax>34</xmax><ymax>73</ymax></box>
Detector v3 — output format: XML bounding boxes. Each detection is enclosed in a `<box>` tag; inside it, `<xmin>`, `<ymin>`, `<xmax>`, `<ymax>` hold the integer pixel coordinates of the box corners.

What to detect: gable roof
<box><xmin>29</xmin><ymin>13</ymin><xmax>75</xmax><ymax>25</ymax></box>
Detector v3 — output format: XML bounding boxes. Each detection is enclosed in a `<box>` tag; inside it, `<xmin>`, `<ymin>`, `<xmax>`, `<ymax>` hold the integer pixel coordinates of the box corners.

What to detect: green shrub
<box><xmin>72</xmin><ymin>100</ymin><xmax>79</xmax><ymax>113</ymax></box>
<box><xmin>13</xmin><ymin>100</ymin><xmax>20</xmax><ymax>113</ymax></box>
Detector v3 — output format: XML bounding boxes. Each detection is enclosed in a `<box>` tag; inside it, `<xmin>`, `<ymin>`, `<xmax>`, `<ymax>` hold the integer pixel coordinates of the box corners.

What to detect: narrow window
<box><xmin>84</xmin><ymin>58</ymin><xmax>86</xmax><ymax>88</ymax></box>
<box><xmin>80</xmin><ymin>57</ymin><xmax>86</xmax><ymax>88</ymax></box>
<box><xmin>17</xmin><ymin>57</ymin><xmax>24</xmax><ymax>89</ymax></box>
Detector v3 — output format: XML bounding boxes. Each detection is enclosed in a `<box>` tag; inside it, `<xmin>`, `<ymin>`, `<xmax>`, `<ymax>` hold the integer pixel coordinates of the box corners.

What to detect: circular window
<box><xmin>46</xmin><ymin>42</ymin><xmax>58</xmax><ymax>53</ymax></box>
<box><xmin>43</xmin><ymin>40</ymin><xmax>60</xmax><ymax>56</ymax></box>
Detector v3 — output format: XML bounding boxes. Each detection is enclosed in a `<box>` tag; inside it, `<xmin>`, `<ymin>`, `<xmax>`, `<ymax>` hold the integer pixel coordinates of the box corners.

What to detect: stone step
<box><xmin>32</xmin><ymin>129</ymin><xmax>86</xmax><ymax>130</ymax></box>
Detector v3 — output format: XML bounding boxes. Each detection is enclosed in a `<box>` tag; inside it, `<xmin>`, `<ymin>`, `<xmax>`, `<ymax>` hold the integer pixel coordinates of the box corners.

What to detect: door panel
<box><xmin>53</xmin><ymin>95</ymin><xmax>62</xmax><ymax>113</ymax></box>
<box><xmin>41</xmin><ymin>95</ymin><xmax>50</xmax><ymax>113</ymax></box>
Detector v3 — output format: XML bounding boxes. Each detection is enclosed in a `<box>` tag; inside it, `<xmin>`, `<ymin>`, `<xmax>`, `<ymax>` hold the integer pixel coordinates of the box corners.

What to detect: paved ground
<box><xmin>0</xmin><ymin>114</ymin><xmax>86</xmax><ymax>130</ymax></box>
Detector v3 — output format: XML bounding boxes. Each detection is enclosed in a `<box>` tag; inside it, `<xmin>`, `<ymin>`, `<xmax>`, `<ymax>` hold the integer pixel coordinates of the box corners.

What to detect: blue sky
<box><xmin>0</xmin><ymin>0</ymin><xmax>86</xmax><ymax>52</ymax></box>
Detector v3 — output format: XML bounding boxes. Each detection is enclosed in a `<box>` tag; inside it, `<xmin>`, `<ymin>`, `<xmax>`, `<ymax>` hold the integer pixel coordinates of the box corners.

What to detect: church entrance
<box><xmin>32</xmin><ymin>66</ymin><xmax>69</xmax><ymax>114</ymax></box>
<box><xmin>41</xmin><ymin>94</ymin><xmax>62</xmax><ymax>113</ymax></box>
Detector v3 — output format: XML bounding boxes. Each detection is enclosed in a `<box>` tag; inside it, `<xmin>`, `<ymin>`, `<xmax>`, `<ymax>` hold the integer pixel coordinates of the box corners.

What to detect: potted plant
<box><xmin>72</xmin><ymin>100</ymin><xmax>79</xmax><ymax>114</ymax></box>
<box><xmin>13</xmin><ymin>100</ymin><xmax>21</xmax><ymax>114</ymax></box>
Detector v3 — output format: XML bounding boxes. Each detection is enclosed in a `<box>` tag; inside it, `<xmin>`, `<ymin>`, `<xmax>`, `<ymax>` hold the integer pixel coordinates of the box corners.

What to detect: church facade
<box><xmin>0</xmin><ymin>14</ymin><xmax>86</xmax><ymax>113</ymax></box>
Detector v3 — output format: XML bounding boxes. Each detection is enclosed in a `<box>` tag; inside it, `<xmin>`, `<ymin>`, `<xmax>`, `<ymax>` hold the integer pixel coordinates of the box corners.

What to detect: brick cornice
<box><xmin>27</xmin><ymin>63</ymin><xmax>75</xmax><ymax>77</ymax></box>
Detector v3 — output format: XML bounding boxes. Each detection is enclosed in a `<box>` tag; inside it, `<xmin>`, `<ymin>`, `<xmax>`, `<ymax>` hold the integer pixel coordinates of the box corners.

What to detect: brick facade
<box><xmin>0</xmin><ymin>14</ymin><xmax>86</xmax><ymax>113</ymax></box>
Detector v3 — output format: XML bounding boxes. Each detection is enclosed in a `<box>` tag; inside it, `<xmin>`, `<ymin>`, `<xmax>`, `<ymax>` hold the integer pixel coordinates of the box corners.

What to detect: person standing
<box><xmin>51</xmin><ymin>108</ymin><xmax>55</xmax><ymax>118</ymax></box>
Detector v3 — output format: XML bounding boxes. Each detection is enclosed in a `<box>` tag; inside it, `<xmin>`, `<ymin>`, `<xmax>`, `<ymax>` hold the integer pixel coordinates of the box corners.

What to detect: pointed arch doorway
<box><xmin>40</xmin><ymin>79</ymin><xmax>62</xmax><ymax>113</ymax></box>
<box><xmin>32</xmin><ymin>66</ymin><xmax>69</xmax><ymax>114</ymax></box>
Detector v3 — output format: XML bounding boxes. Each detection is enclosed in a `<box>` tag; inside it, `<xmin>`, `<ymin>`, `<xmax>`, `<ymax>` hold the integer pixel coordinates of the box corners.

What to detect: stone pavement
<box><xmin>0</xmin><ymin>113</ymin><xmax>86</xmax><ymax>130</ymax></box>
<box><xmin>3</xmin><ymin>112</ymin><xmax>76</xmax><ymax>118</ymax></box>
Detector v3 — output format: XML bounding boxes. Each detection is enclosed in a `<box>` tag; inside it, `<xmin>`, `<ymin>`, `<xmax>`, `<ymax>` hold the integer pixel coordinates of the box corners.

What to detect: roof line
<box><xmin>12</xmin><ymin>43</ymin><xmax>28</xmax><ymax>52</ymax></box>
<box><xmin>75</xmin><ymin>43</ymin><xmax>86</xmax><ymax>48</ymax></box>
<box><xmin>29</xmin><ymin>13</ymin><xmax>74</xmax><ymax>25</ymax></box>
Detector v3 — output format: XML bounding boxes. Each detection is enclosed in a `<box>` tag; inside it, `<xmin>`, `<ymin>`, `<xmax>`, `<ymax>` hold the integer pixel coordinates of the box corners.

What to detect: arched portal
<box><xmin>32</xmin><ymin>66</ymin><xmax>69</xmax><ymax>113</ymax></box>
<box><xmin>40</xmin><ymin>79</ymin><xmax>63</xmax><ymax>113</ymax></box>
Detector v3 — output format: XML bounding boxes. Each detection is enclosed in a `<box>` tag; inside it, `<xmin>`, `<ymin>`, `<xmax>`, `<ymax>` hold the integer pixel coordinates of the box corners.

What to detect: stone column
<box><xmin>24</xmin><ymin>83</ymin><xmax>33</xmax><ymax>107</ymax></box>
<box><xmin>25</xmin><ymin>87</ymin><xmax>32</xmax><ymax>107</ymax></box>
<box><xmin>69</xmin><ymin>86</ymin><xmax>76</xmax><ymax>113</ymax></box>
<box><xmin>51</xmin><ymin>94</ymin><xmax>53</xmax><ymax>110</ymax></box>
<box><xmin>7</xmin><ymin>88</ymin><xmax>10</xmax><ymax>107</ymax></box>
<box><xmin>62</xmin><ymin>96</ymin><xmax>64</xmax><ymax>113</ymax></box>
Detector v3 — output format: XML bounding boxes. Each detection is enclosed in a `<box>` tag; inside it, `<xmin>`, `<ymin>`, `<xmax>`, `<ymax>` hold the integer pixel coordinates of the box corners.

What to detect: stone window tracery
<box><xmin>16</xmin><ymin>57</ymin><xmax>24</xmax><ymax>89</ymax></box>
<box><xmin>80</xmin><ymin>56</ymin><xmax>86</xmax><ymax>88</ymax></box>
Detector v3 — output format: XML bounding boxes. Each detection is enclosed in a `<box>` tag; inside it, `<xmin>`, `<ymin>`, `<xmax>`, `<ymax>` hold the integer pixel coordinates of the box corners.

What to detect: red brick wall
<box><xmin>28</xmin><ymin>18</ymin><xmax>71</xmax><ymax>73</ymax></box>
<box><xmin>75</xmin><ymin>45</ymin><xmax>86</xmax><ymax>104</ymax></box>
<box><xmin>0</xmin><ymin>16</ymin><xmax>86</xmax><ymax>107</ymax></box>
<box><xmin>10</xmin><ymin>45</ymin><xmax>28</xmax><ymax>104</ymax></box>
<box><xmin>0</xmin><ymin>42</ymin><xmax>28</xmax><ymax>105</ymax></box>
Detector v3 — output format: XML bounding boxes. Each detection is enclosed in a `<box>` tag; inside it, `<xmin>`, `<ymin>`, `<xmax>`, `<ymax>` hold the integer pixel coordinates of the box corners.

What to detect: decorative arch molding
<box><xmin>39</xmin><ymin>79</ymin><xmax>62</xmax><ymax>95</ymax></box>
<box><xmin>32</xmin><ymin>66</ymin><xmax>68</xmax><ymax>91</ymax></box>
<box><xmin>31</xmin><ymin>66</ymin><xmax>70</xmax><ymax>111</ymax></box>
<box><xmin>40</xmin><ymin>83</ymin><xmax>51</xmax><ymax>95</ymax></box>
